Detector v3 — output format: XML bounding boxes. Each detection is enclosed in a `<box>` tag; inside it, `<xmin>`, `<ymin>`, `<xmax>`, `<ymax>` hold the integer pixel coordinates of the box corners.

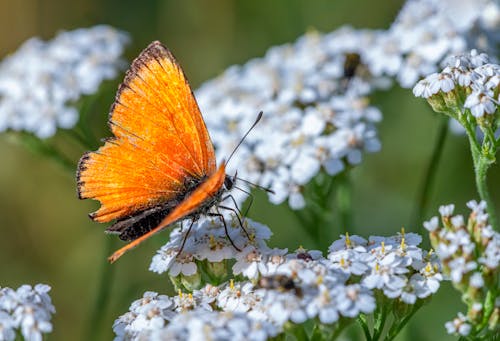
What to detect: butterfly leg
<box><xmin>208</xmin><ymin>210</ymin><xmax>242</xmax><ymax>252</ymax></box>
<box><xmin>231</xmin><ymin>185</ymin><xmax>255</xmax><ymax>218</ymax></box>
<box><xmin>221</xmin><ymin>189</ymin><xmax>253</xmax><ymax>239</ymax></box>
<box><xmin>175</xmin><ymin>219</ymin><xmax>195</xmax><ymax>258</ymax></box>
<box><xmin>218</xmin><ymin>203</ymin><xmax>251</xmax><ymax>241</ymax></box>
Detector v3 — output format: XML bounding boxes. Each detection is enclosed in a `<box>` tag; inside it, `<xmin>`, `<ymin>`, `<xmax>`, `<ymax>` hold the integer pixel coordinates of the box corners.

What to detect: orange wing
<box><xmin>108</xmin><ymin>162</ymin><xmax>227</xmax><ymax>263</ymax></box>
<box><xmin>77</xmin><ymin>41</ymin><xmax>216</xmax><ymax>222</ymax></box>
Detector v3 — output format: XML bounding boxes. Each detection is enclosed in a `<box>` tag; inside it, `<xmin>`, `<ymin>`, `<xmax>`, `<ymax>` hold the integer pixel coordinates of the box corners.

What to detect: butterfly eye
<box><xmin>224</xmin><ymin>176</ymin><xmax>234</xmax><ymax>190</ymax></box>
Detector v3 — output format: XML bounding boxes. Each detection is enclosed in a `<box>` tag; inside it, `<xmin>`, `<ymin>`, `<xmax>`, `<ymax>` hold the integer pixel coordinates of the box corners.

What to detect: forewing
<box><xmin>77</xmin><ymin>41</ymin><xmax>216</xmax><ymax>222</ymax></box>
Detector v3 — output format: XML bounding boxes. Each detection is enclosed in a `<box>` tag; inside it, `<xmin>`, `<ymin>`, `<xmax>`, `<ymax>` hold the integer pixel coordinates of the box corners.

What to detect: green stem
<box><xmin>335</xmin><ymin>173</ymin><xmax>352</xmax><ymax>235</ymax></box>
<box><xmin>357</xmin><ymin>314</ymin><xmax>372</xmax><ymax>341</ymax></box>
<box><xmin>476</xmin><ymin>288</ymin><xmax>497</xmax><ymax>332</ymax></box>
<box><xmin>310</xmin><ymin>323</ymin><xmax>324</xmax><ymax>341</ymax></box>
<box><xmin>473</xmin><ymin>155</ymin><xmax>498</xmax><ymax>230</ymax></box>
<box><xmin>372</xmin><ymin>304</ymin><xmax>388</xmax><ymax>341</ymax></box>
<box><xmin>414</xmin><ymin>117</ymin><xmax>448</xmax><ymax>235</ymax></box>
<box><xmin>384</xmin><ymin>303</ymin><xmax>422</xmax><ymax>341</ymax></box>
<box><xmin>464</xmin><ymin>121</ymin><xmax>498</xmax><ymax>230</ymax></box>
<box><xmin>84</xmin><ymin>236</ymin><xmax>117</xmax><ymax>341</ymax></box>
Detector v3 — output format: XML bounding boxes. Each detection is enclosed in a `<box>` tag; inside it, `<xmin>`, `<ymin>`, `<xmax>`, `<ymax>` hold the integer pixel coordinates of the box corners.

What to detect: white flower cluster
<box><xmin>424</xmin><ymin>200</ymin><xmax>499</xmax><ymax>337</ymax></box>
<box><xmin>149</xmin><ymin>216</ymin><xmax>273</xmax><ymax>280</ymax></box>
<box><xmin>113</xmin><ymin>292</ymin><xmax>279</xmax><ymax>341</ymax></box>
<box><xmin>115</xmin><ymin>219</ymin><xmax>441</xmax><ymax>340</ymax></box>
<box><xmin>197</xmin><ymin>0</ymin><xmax>498</xmax><ymax>210</ymax></box>
<box><xmin>369</xmin><ymin>0</ymin><xmax>498</xmax><ymax>88</ymax></box>
<box><xmin>0</xmin><ymin>284</ymin><xmax>55</xmax><ymax>341</ymax></box>
<box><xmin>426</xmin><ymin>200</ymin><xmax>499</xmax><ymax>286</ymax></box>
<box><xmin>0</xmin><ymin>25</ymin><xmax>129</xmax><ymax>138</ymax></box>
<box><xmin>197</xmin><ymin>29</ymin><xmax>384</xmax><ymax>210</ymax></box>
<box><xmin>413</xmin><ymin>50</ymin><xmax>499</xmax><ymax>119</ymax></box>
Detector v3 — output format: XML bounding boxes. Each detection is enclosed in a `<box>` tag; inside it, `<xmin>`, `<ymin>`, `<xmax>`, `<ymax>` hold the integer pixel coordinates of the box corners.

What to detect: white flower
<box><xmin>464</xmin><ymin>88</ymin><xmax>497</xmax><ymax>117</ymax></box>
<box><xmin>469</xmin><ymin>272</ymin><xmax>485</xmax><ymax>288</ymax></box>
<box><xmin>217</xmin><ymin>281</ymin><xmax>257</xmax><ymax>313</ymax></box>
<box><xmin>334</xmin><ymin>284</ymin><xmax>376</xmax><ymax>317</ymax></box>
<box><xmin>305</xmin><ymin>284</ymin><xmax>339</xmax><ymax>324</ymax></box>
<box><xmin>413</xmin><ymin>76</ymin><xmax>440</xmax><ymax>98</ymax></box>
<box><xmin>478</xmin><ymin>233</ymin><xmax>500</xmax><ymax>269</ymax></box>
<box><xmin>328</xmin><ymin>249</ymin><xmax>369</xmax><ymax>276</ymax></box>
<box><xmin>262</xmin><ymin>288</ymin><xmax>310</xmax><ymax>326</ymax></box>
<box><xmin>445</xmin><ymin>312</ymin><xmax>472</xmax><ymax>336</ymax></box>
<box><xmin>439</xmin><ymin>204</ymin><xmax>455</xmax><ymax>217</ymax></box>
<box><xmin>173</xmin><ymin>290</ymin><xmax>214</xmax><ymax>313</ymax></box>
<box><xmin>449</xmin><ymin>258</ymin><xmax>477</xmax><ymax>283</ymax></box>
<box><xmin>0</xmin><ymin>311</ymin><xmax>15</xmax><ymax>341</ymax></box>
<box><xmin>423</xmin><ymin>216</ymin><xmax>439</xmax><ymax>232</ymax></box>
<box><xmin>112</xmin><ymin>291</ymin><xmax>176</xmax><ymax>340</ymax></box>
<box><xmin>436</xmin><ymin>229</ymin><xmax>475</xmax><ymax>259</ymax></box>
<box><xmin>411</xmin><ymin>263</ymin><xmax>443</xmax><ymax>298</ymax></box>
<box><xmin>0</xmin><ymin>284</ymin><xmax>55</xmax><ymax>341</ymax></box>
<box><xmin>232</xmin><ymin>245</ymin><xmax>269</xmax><ymax>280</ymax></box>
<box><xmin>450</xmin><ymin>215</ymin><xmax>465</xmax><ymax>228</ymax></box>
<box><xmin>328</xmin><ymin>234</ymin><xmax>368</xmax><ymax>253</ymax></box>
<box><xmin>362</xmin><ymin>252</ymin><xmax>409</xmax><ymax>297</ymax></box>
<box><xmin>149</xmin><ymin>241</ymin><xmax>198</xmax><ymax>277</ymax></box>
<box><xmin>0</xmin><ymin>25</ymin><xmax>128</xmax><ymax>138</ymax></box>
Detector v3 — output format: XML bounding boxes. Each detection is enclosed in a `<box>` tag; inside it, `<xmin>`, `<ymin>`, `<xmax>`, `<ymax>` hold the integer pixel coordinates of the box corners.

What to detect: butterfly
<box><xmin>77</xmin><ymin>41</ymin><xmax>252</xmax><ymax>263</ymax></box>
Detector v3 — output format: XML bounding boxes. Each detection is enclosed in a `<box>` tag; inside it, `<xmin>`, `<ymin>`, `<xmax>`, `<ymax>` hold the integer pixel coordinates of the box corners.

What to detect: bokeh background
<box><xmin>0</xmin><ymin>0</ymin><xmax>499</xmax><ymax>340</ymax></box>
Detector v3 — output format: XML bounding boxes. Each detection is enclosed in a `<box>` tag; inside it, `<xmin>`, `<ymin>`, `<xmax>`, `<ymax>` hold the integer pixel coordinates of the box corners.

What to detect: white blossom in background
<box><xmin>197</xmin><ymin>28</ymin><xmax>384</xmax><ymax>210</ymax></box>
<box><xmin>0</xmin><ymin>25</ymin><xmax>129</xmax><ymax>138</ymax></box>
<box><xmin>0</xmin><ymin>284</ymin><xmax>55</xmax><ymax>341</ymax></box>
<box><xmin>197</xmin><ymin>0</ymin><xmax>499</xmax><ymax>210</ymax></box>
<box><xmin>115</xmin><ymin>219</ymin><xmax>442</xmax><ymax>340</ymax></box>
<box><xmin>367</xmin><ymin>0</ymin><xmax>499</xmax><ymax>88</ymax></box>
<box><xmin>425</xmin><ymin>200</ymin><xmax>499</xmax><ymax>337</ymax></box>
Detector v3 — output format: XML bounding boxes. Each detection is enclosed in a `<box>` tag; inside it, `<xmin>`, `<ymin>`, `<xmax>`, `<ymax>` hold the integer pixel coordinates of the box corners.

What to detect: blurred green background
<box><xmin>1</xmin><ymin>0</ymin><xmax>499</xmax><ymax>340</ymax></box>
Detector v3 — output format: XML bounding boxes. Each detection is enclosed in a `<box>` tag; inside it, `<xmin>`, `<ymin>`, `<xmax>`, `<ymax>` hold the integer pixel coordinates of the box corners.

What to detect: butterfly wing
<box><xmin>77</xmin><ymin>41</ymin><xmax>216</xmax><ymax>223</ymax></box>
<box><xmin>108</xmin><ymin>162</ymin><xmax>227</xmax><ymax>263</ymax></box>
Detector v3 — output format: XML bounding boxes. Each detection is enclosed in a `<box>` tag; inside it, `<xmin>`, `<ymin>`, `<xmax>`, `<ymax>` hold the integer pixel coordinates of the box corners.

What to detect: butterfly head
<box><xmin>224</xmin><ymin>172</ymin><xmax>237</xmax><ymax>191</ymax></box>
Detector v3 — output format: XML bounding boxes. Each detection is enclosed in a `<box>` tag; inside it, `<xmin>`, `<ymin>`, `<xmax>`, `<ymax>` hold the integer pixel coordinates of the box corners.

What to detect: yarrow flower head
<box><xmin>197</xmin><ymin>28</ymin><xmax>384</xmax><ymax>210</ymax></box>
<box><xmin>414</xmin><ymin>49</ymin><xmax>500</xmax><ymax>149</ymax></box>
<box><xmin>425</xmin><ymin>200</ymin><xmax>499</xmax><ymax>338</ymax></box>
<box><xmin>368</xmin><ymin>0</ymin><xmax>499</xmax><ymax>88</ymax></box>
<box><xmin>0</xmin><ymin>25</ymin><xmax>129</xmax><ymax>138</ymax></box>
<box><xmin>115</xmin><ymin>221</ymin><xmax>442</xmax><ymax>340</ymax></box>
<box><xmin>414</xmin><ymin>49</ymin><xmax>499</xmax><ymax>119</ymax></box>
<box><xmin>0</xmin><ymin>284</ymin><xmax>55</xmax><ymax>341</ymax></box>
<box><xmin>149</xmin><ymin>215</ymin><xmax>276</xmax><ymax>289</ymax></box>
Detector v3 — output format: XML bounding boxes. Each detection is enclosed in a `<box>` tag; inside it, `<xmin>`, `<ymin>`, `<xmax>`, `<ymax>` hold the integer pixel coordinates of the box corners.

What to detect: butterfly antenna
<box><xmin>226</xmin><ymin>111</ymin><xmax>263</xmax><ymax>166</ymax></box>
<box><xmin>234</xmin><ymin>176</ymin><xmax>275</xmax><ymax>194</ymax></box>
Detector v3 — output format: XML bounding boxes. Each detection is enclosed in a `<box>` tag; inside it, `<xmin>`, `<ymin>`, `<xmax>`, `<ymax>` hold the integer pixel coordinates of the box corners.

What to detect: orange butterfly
<box><xmin>77</xmin><ymin>41</ymin><xmax>248</xmax><ymax>263</ymax></box>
